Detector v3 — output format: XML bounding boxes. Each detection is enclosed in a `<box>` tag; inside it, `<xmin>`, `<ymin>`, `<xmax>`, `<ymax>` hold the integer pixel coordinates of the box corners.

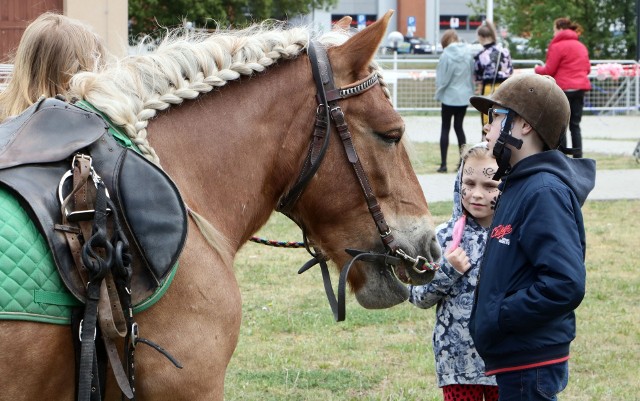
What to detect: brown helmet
<box><xmin>470</xmin><ymin>74</ymin><xmax>570</xmax><ymax>149</ymax></box>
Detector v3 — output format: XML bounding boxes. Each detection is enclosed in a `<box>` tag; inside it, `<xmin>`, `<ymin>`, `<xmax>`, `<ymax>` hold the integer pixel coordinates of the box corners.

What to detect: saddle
<box><xmin>0</xmin><ymin>97</ymin><xmax>187</xmax><ymax>305</ymax></box>
<box><xmin>0</xmin><ymin>97</ymin><xmax>188</xmax><ymax>400</ymax></box>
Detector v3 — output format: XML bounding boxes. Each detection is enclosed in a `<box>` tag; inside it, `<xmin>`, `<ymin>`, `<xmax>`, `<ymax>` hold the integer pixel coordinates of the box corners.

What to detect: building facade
<box><xmin>0</xmin><ymin>0</ymin><xmax>128</xmax><ymax>62</ymax></box>
<box><xmin>305</xmin><ymin>0</ymin><xmax>483</xmax><ymax>47</ymax></box>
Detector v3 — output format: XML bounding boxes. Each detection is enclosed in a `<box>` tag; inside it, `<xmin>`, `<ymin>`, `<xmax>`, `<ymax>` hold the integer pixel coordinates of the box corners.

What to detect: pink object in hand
<box><xmin>447</xmin><ymin>214</ymin><xmax>467</xmax><ymax>252</ymax></box>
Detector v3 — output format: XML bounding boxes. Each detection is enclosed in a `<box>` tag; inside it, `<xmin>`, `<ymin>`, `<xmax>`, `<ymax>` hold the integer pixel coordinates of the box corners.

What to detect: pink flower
<box><xmin>596</xmin><ymin>63</ymin><xmax>624</xmax><ymax>80</ymax></box>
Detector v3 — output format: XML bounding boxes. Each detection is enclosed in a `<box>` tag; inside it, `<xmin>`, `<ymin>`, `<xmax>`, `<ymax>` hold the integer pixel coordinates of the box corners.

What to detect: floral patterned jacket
<box><xmin>474</xmin><ymin>42</ymin><xmax>513</xmax><ymax>84</ymax></box>
<box><xmin>408</xmin><ymin>163</ymin><xmax>497</xmax><ymax>388</ymax></box>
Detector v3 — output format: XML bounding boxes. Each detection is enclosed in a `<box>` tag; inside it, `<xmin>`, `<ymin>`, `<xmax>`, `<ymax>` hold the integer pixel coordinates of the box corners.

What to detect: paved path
<box><xmin>405</xmin><ymin>114</ymin><xmax>640</xmax><ymax>202</ymax></box>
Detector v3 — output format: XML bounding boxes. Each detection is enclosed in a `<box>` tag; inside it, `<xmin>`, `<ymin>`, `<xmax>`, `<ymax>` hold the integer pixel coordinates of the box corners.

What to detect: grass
<box><xmin>408</xmin><ymin>142</ymin><xmax>640</xmax><ymax>174</ymax></box>
<box><xmin>226</xmin><ymin>200</ymin><xmax>640</xmax><ymax>401</ymax></box>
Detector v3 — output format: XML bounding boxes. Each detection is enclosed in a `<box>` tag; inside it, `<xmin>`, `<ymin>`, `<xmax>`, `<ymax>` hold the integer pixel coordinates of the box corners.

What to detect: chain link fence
<box><xmin>374</xmin><ymin>56</ymin><xmax>640</xmax><ymax>115</ymax></box>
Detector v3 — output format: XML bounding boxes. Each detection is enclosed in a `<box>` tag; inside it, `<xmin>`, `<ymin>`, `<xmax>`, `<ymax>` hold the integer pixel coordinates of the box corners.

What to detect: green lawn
<box><xmin>226</xmin><ymin>200</ymin><xmax>640</xmax><ymax>401</ymax></box>
<box><xmin>408</xmin><ymin>141</ymin><xmax>639</xmax><ymax>174</ymax></box>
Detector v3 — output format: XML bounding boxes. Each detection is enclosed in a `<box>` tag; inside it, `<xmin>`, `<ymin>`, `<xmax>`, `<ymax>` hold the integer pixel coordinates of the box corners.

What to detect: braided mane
<box><xmin>68</xmin><ymin>22</ymin><xmax>389</xmax><ymax>164</ymax></box>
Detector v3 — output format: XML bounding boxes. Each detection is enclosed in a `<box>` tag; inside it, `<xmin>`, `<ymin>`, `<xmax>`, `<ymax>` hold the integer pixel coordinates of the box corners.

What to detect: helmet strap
<box><xmin>558</xmin><ymin>144</ymin><xmax>581</xmax><ymax>156</ymax></box>
<box><xmin>492</xmin><ymin>110</ymin><xmax>523</xmax><ymax>181</ymax></box>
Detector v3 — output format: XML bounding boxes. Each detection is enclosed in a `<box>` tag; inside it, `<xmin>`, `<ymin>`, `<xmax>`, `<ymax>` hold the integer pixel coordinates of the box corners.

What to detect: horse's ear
<box><xmin>331</xmin><ymin>10</ymin><xmax>393</xmax><ymax>74</ymax></box>
<box><xmin>334</xmin><ymin>16</ymin><xmax>352</xmax><ymax>31</ymax></box>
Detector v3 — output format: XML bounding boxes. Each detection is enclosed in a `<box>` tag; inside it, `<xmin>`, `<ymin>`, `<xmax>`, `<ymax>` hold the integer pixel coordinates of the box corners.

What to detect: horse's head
<box><xmin>288</xmin><ymin>11</ymin><xmax>441</xmax><ymax>311</ymax></box>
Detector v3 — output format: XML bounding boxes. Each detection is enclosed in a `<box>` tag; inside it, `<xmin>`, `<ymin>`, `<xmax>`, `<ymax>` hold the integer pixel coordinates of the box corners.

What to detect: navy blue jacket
<box><xmin>469</xmin><ymin>150</ymin><xmax>596</xmax><ymax>375</ymax></box>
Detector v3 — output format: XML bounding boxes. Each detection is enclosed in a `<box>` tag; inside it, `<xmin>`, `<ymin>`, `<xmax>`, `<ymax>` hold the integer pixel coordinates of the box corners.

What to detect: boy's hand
<box><xmin>445</xmin><ymin>247</ymin><xmax>471</xmax><ymax>274</ymax></box>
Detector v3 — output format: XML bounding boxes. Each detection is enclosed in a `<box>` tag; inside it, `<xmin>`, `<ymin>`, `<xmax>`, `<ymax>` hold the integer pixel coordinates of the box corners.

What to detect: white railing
<box><xmin>1</xmin><ymin>59</ymin><xmax>639</xmax><ymax>114</ymax></box>
<box><xmin>374</xmin><ymin>56</ymin><xmax>640</xmax><ymax>114</ymax></box>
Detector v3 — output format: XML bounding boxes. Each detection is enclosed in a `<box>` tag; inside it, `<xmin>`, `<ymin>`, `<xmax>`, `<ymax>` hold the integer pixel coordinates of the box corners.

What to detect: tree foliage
<box><xmin>128</xmin><ymin>0</ymin><xmax>337</xmax><ymax>41</ymax></box>
<box><xmin>467</xmin><ymin>0</ymin><xmax>638</xmax><ymax>60</ymax></box>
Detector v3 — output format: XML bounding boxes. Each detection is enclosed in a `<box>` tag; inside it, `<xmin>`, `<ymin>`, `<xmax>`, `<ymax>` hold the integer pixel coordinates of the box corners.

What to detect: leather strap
<box><xmin>283</xmin><ymin>41</ymin><xmax>440</xmax><ymax>321</ymax></box>
<box><xmin>58</xmin><ymin>155</ymin><xmax>134</xmax><ymax>400</ymax></box>
<box><xmin>102</xmin><ymin>336</ymin><xmax>134</xmax><ymax>399</ymax></box>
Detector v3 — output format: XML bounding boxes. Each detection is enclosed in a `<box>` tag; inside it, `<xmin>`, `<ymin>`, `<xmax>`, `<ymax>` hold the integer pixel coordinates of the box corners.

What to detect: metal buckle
<box><xmin>395</xmin><ymin>248</ymin><xmax>438</xmax><ymax>273</ymax></box>
<box><xmin>130</xmin><ymin>322</ymin><xmax>139</xmax><ymax>348</ymax></box>
<box><xmin>58</xmin><ymin>157</ymin><xmax>111</xmax><ymax>222</ymax></box>
<box><xmin>78</xmin><ymin>319</ymin><xmax>97</xmax><ymax>342</ymax></box>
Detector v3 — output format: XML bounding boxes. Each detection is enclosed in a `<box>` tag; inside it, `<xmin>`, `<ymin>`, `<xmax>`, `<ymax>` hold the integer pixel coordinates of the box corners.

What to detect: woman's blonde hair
<box><xmin>0</xmin><ymin>12</ymin><xmax>110</xmax><ymax>121</ymax></box>
<box><xmin>440</xmin><ymin>29</ymin><xmax>459</xmax><ymax>49</ymax></box>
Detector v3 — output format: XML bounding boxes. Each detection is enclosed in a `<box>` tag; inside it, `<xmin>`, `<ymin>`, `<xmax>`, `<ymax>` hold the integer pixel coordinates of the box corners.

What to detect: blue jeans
<box><xmin>495</xmin><ymin>362</ymin><xmax>569</xmax><ymax>401</ymax></box>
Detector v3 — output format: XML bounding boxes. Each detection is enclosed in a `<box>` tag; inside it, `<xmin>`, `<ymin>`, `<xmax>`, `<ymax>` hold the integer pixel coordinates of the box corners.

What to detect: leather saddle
<box><xmin>0</xmin><ymin>97</ymin><xmax>187</xmax><ymax>305</ymax></box>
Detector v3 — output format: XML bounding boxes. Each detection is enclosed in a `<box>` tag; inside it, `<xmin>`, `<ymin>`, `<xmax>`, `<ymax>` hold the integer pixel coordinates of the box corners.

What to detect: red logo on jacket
<box><xmin>491</xmin><ymin>224</ymin><xmax>513</xmax><ymax>239</ymax></box>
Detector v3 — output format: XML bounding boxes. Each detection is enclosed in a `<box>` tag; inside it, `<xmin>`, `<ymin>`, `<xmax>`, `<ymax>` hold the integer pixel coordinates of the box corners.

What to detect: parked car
<box><xmin>507</xmin><ymin>37</ymin><xmax>541</xmax><ymax>58</ymax></box>
<box><xmin>409</xmin><ymin>38</ymin><xmax>433</xmax><ymax>54</ymax></box>
<box><xmin>382</xmin><ymin>37</ymin><xmax>443</xmax><ymax>55</ymax></box>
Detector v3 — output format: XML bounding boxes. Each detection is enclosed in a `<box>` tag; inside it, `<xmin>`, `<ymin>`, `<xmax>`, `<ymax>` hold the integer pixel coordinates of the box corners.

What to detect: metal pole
<box><xmin>434</xmin><ymin>0</ymin><xmax>440</xmax><ymax>46</ymax></box>
<box><xmin>487</xmin><ymin>0</ymin><xmax>494</xmax><ymax>22</ymax></box>
<box><xmin>393</xmin><ymin>50</ymin><xmax>398</xmax><ymax>107</ymax></box>
<box><xmin>636</xmin><ymin>0</ymin><xmax>639</xmax><ymax>61</ymax></box>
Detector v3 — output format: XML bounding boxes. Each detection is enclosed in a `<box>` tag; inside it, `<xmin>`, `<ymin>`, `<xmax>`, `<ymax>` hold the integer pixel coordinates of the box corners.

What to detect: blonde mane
<box><xmin>68</xmin><ymin>22</ymin><xmax>388</xmax><ymax>165</ymax></box>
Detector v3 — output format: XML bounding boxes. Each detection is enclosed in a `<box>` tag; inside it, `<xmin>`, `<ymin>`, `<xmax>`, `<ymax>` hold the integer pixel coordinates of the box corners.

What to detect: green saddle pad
<box><xmin>0</xmin><ymin>186</ymin><xmax>177</xmax><ymax>325</ymax></box>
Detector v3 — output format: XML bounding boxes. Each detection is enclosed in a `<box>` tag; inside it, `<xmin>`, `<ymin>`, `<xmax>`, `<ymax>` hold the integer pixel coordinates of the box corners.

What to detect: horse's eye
<box><xmin>376</xmin><ymin>129</ymin><xmax>403</xmax><ymax>144</ymax></box>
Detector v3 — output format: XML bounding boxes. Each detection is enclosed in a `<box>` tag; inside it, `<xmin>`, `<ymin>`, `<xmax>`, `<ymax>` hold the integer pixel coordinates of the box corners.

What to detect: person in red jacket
<box><xmin>535</xmin><ymin>18</ymin><xmax>591</xmax><ymax>158</ymax></box>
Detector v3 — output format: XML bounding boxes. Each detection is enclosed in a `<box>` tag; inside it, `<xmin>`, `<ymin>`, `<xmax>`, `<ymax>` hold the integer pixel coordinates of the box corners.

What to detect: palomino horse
<box><xmin>0</xmin><ymin>11</ymin><xmax>440</xmax><ymax>400</ymax></box>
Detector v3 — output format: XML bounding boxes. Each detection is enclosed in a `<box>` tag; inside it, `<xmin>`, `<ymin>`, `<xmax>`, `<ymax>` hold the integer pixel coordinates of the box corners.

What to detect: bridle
<box><xmin>276</xmin><ymin>41</ymin><xmax>438</xmax><ymax>322</ymax></box>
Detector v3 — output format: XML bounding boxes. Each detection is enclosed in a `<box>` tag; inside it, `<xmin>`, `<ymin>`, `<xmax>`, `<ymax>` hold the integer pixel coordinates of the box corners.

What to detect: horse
<box><xmin>0</xmin><ymin>10</ymin><xmax>440</xmax><ymax>400</ymax></box>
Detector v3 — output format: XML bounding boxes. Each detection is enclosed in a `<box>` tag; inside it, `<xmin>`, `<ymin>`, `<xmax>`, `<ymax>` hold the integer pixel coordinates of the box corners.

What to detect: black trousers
<box><xmin>440</xmin><ymin>104</ymin><xmax>467</xmax><ymax>166</ymax></box>
<box><xmin>563</xmin><ymin>90</ymin><xmax>585</xmax><ymax>158</ymax></box>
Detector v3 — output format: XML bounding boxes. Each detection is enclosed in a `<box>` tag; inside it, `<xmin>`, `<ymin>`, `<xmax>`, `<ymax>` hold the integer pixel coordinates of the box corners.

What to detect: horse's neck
<box><xmin>147</xmin><ymin>58</ymin><xmax>315</xmax><ymax>251</ymax></box>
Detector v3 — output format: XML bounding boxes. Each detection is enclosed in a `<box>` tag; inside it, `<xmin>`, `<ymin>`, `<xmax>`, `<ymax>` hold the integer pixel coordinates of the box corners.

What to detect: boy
<box><xmin>468</xmin><ymin>74</ymin><xmax>596</xmax><ymax>400</ymax></box>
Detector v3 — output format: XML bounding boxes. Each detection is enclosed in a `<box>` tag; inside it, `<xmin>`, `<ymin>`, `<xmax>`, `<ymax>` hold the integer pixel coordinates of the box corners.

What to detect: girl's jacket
<box><xmin>408</xmin><ymin>159</ymin><xmax>496</xmax><ymax>387</ymax></box>
<box><xmin>435</xmin><ymin>42</ymin><xmax>475</xmax><ymax>107</ymax></box>
<box><xmin>474</xmin><ymin>43</ymin><xmax>513</xmax><ymax>84</ymax></box>
<box><xmin>534</xmin><ymin>29</ymin><xmax>591</xmax><ymax>91</ymax></box>
<box><xmin>469</xmin><ymin>150</ymin><xmax>596</xmax><ymax>375</ymax></box>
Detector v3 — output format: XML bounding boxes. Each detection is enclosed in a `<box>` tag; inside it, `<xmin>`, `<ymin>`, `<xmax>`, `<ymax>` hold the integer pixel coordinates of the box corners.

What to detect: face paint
<box><xmin>483</xmin><ymin>166</ymin><xmax>497</xmax><ymax>179</ymax></box>
<box><xmin>461</xmin><ymin>158</ymin><xmax>500</xmax><ymax>227</ymax></box>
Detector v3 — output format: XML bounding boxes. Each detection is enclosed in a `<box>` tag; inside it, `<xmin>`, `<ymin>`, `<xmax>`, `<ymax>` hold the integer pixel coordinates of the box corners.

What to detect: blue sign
<box><xmin>357</xmin><ymin>14</ymin><xmax>366</xmax><ymax>30</ymax></box>
<box><xmin>407</xmin><ymin>16</ymin><xmax>416</xmax><ymax>28</ymax></box>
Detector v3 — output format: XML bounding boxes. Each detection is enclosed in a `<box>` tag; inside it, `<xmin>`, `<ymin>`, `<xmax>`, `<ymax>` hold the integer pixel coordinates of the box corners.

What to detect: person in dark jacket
<box><xmin>468</xmin><ymin>74</ymin><xmax>596</xmax><ymax>401</ymax></box>
<box><xmin>535</xmin><ymin>18</ymin><xmax>591</xmax><ymax>158</ymax></box>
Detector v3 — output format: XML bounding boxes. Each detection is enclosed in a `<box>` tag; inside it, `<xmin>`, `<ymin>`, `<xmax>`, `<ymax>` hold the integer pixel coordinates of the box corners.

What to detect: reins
<box><xmin>273</xmin><ymin>41</ymin><xmax>438</xmax><ymax>322</ymax></box>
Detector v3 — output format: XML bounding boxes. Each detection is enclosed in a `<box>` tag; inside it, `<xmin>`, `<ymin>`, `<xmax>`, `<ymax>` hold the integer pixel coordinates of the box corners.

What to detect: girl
<box><xmin>474</xmin><ymin>21</ymin><xmax>513</xmax><ymax>138</ymax></box>
<box><xmin>434</xmin><ymin>29</ymin><xmax>474</xmax><ymax>173</ymax></box>
<box><xmin>0</xmin><ymin>12</ymin><xmax>110</xmax><ymax>121</ymax></box>
<box><xmin>409</xmin><ymin>143</ymin><xmax>500</xmax><ymax>401</ymax></box>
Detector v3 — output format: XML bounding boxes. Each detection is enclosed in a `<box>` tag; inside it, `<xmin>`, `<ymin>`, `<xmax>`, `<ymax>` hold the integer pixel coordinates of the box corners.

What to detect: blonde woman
<box><xmin>0</xmin><ymin>12</ymin><xmax>110</xmax><ymax>121</ymax></box>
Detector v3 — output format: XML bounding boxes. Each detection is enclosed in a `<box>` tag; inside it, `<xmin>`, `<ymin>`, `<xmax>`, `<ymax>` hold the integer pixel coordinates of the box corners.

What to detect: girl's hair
<box><xmin>440</xmin><ymin>29</ymin><xmax>459</xmax><ymax>48</ymax></box>
<box><xmin>0</xmin><ymin>12</ymin><xmax>110</xmax><ymax>121</ymax></box>
<box><xmin>476</xmin><ymin>21</ymin><xmax>497</xmax><ymax>42</ymax></box>
<box><xmin>554</xmin><ymin>17</ymin><xmax>583</xmax><ymax>35</ymax></box>
<box><xmin>461</xmin><ymin>142</ymin><xmax>492</xmax><ymax>165</ymax></box>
